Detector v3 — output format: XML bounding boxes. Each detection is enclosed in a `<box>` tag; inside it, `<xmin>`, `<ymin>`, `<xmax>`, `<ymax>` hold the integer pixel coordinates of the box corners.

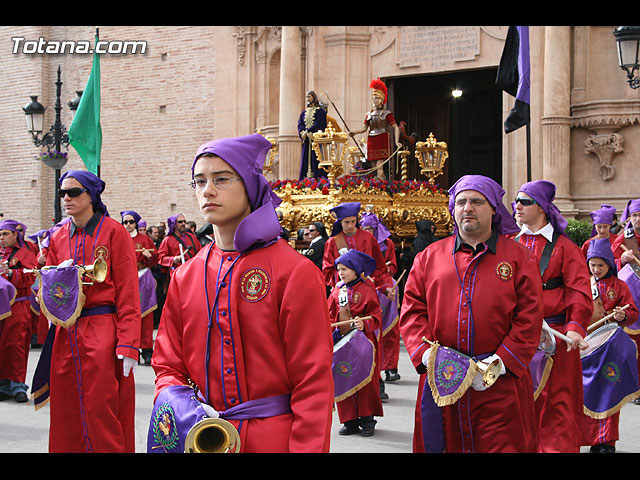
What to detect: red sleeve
<box><xmin>384</xmin><ymin>238</ymin><xmax>398</xmax><ymax>276</ymax></box>
<box><xmin>157</xmin><ymin>236</ymin><xmax>176</xmax><ymax>269</ymax></box>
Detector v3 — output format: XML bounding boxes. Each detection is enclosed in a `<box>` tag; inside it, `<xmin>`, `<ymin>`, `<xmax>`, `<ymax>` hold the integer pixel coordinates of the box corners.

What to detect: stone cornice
<box><xmin>571</xmin><ymin>99</ymin><xmax>640</xmax><ymax>131</ymax></box>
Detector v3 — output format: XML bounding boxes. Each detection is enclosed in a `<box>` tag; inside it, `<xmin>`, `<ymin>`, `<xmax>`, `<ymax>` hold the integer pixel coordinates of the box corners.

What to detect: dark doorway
<box><xmin>387</xmin><ymin>68</ymin><xmax>502</xmax><ymax>190</ymax></box>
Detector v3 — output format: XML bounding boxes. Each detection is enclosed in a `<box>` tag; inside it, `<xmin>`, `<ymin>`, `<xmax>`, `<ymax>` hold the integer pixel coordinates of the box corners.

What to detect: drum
<box><xmin>529</xmin><ymin>321</ymin><xmax>556</xmax><ymax>400</ymax></box>
<box><xmin>332</xmin><ymin>329</ymin><xmax>376</xmax><ymax>402</ymax></box>
<box><xmin>0</xmin><ymin>274</ymin><xmax>16</xmax><ymax>321</ymax></box>
<box><xmin>618</xmin><ymin>263</ymin><xmax>640</xmax><ymax>333</ymax></box>
<box><xmin>581</xmin><ymin>323</ymin><xmax>640</xmax><ymax>419</ymax></box>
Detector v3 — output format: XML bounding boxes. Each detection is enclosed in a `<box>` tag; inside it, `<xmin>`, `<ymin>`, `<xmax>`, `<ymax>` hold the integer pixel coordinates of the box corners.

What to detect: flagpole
<box><xmin>95</xmin><ymin>26</ymin><xmax>100</xmax><ymax>178</ymax></box>
<box><xmin>526</xmin><ymin>122</ymin><xmax>531</xmax><ymax>182</ymax></box>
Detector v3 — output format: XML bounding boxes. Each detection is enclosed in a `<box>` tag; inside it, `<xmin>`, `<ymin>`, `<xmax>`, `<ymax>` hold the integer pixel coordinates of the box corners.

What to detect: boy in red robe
<box><xmin>582</xmin><ymin>237</ymin><xmax>639</xmax><ymax>453</ymax></box>
<box><xmin>150</xmin><ymin>134</ymin><xmax>334</xmax><ymax>453</ymax></box>
<box><xmin>328</xmin><ymin>249</ymin><xmax>383</xmax><ymax>436</ymax></box>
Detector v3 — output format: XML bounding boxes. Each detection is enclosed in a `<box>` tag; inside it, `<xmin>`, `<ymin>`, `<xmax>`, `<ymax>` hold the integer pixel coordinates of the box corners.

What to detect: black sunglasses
<box><xmin>122</xmin><ymin>220</ymin><xmax>137</xmax><ymax>225</ymax></box>
<box><xmin>515</xmin><ymin>197</ymin><xmax>537</xmax><ymax>207</ymax></box>
<box><xmin>59</xmin><ymin>187</ymin><xmax>89</xmax><ymax>198</ymax></box>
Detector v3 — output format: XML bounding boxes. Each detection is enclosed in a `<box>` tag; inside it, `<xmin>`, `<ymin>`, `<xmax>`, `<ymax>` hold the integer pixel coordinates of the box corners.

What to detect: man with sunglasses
<box><xmin>157</xmin><ymin>213</ymin><xmax>201</xmax><ymax>272</ymax></box>
<box><xmin>0</xmin><ymin>219</ymin><xmax>37</xmax><ymax>403</ymax></box>
<box><xmin>121</xmin><ymin>210</ymin><xmax>158</xmax><ymax>366</ymax></box>
<box><xmin>400</xmin><ymin>175</ymin><xmax>543</xmax><ymax>453</ymax></box>
<box><xmin>149</xmin><ymin>134</ymin><xmax>333</xmax><ymax>453</ymax></box>
<box><xmin>301</xmin><ymin>222</ymin><xmax>327</xmax><ymax>270</ymax></box>
<box><xmin>37</xmin><ymin>170</ymin><xmax>142</xmax><ymax>453</ymax></box>
<box><xmin>512</xmin><ymin>180</ymin><xmax>592</xmax><ymax>453</ymax></box>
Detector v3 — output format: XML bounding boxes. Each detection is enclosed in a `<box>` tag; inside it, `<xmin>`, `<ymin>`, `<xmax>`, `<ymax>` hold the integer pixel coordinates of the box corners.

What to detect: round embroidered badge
<box><xmin>240</xmin><ymin>268</ymin><xmax>271</xmax><ymax>302</ymax></box>
<box><xmin>601</xmin><ymin>361</ymin><xmax>621</xmax><ymax>383</ymax></box>
<box><xmin>606</xmin><ymin>288</ymin><xmax>617</xmax><ymax>301</ymax></box>
<box><xmin>94</xmin><ymin>245</ymin><xmax>109</xmax><ymax>260</ymax></box>
<box><xmin>352</xmin><ymin>292</ymin><xmax>361</xmax><ymax>304</ymax></box>
<box><xmin>496</xmin><ymin>261</ymin><xmax>513</xmax><ymax>281</ymax></box>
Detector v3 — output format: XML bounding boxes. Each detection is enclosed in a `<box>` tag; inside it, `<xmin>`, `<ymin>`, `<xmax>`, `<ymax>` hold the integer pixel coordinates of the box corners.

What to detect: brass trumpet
<box><xmin>184</xmin><ymin>417</ymin><xmax>241</xmax><ymax>453</ymax></box>
<box><xmin>23</xmin><ymin>257</ymin><xmax>108</xmax><ymax>285</ymax></box>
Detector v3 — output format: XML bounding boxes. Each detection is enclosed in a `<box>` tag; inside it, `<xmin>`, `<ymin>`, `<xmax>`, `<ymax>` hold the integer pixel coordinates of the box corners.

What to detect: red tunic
<box><xmin>157</xmin><ymin>231</ymin><xmax>201</xmax><ymax>271</ymax></box>
<box><xmin>582</xmin><ymin>274</ymin><xmax>639</xmax><ymax>447</ymax></box>
<box><xmin>0</xmin><ymin>244</ymin><xmax>37</xmax><ymax>386</ymax></box>
<box><xmin>45</xmin><ymin>213</ymin><xmax>141</xmax><ymax>453</ymax></box>
<box><xmin>152</xmin><ymin>239</ymin><xmax>334</xmax><ymax>453</ymax></box>
<box><xmin>322</xmin><ymin>228</ymin><xmax>394</xmax><ymax>294</ymax></box>
<box><xmin>328</xmin><ymin>278</ymin><xmax>383</xmax><ymax>423</ymax></box>
<box><xmin>400</xmin><ymin>234</ymin><xmax>543</xmax><ymax>453</ymax></box>
<box><xmin>515</xmin><ymin>231</ymin><xmax>593</xmax><ymax>453</ymax></box>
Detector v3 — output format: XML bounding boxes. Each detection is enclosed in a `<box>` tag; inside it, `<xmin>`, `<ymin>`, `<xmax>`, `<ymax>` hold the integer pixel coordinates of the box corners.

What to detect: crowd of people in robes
<box><xmin>2</xmin><ymin>131</ymin><xmax>640</xmax><ymax>454</ymax></box>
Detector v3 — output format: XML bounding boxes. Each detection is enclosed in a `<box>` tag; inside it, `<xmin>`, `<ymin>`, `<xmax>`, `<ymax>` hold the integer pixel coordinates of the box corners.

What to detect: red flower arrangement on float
<box><xmin>269</xmin><ymin>175</ymin><xmax>444</xmax><ymax>196</ymax></box>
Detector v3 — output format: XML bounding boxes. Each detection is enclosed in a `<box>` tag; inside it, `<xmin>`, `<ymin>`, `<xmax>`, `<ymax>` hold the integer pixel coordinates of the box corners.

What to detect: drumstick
<box><xmin>587</xmin><ymin>304</ymin><xmax>630</xmax><ymax>332</ymax></box>
<box><xmin>542</xmin><ymin>322</ymin><xmax>573</xmax><ymax>346</ymax></box>
<box><xmin>179</xmin><ymin>244</ymin><xmax>185</xmax><ymax>264</ymax></box>
<box><xmin>135</xmin><ymin>247</ymin><xmax>156</xmax><ymax>253</ymax></box>
<box><xmin>331</xmin><ymin>316</ymin><xmax>372</xmax><ymax>327</ymax></box>
<box><xmin>620</xmin><ymin>245</ymin><xmax>640</xmax><ymax>267</ymax></box>
<box><xmin>389</xmin><ymin>270</ymin><xmax>407</xmax><ymax>295</ymax></box>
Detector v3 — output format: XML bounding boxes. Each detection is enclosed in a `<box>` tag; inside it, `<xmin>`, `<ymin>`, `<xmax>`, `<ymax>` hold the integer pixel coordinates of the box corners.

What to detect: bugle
<box><xmin>184</xmin><ymin>417</ymin><xmax>241</xmax><ymax>453</ymax></box>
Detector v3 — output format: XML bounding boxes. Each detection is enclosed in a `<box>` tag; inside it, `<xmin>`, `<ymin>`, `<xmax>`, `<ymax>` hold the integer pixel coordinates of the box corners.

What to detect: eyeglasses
<box><xmin>303</xmin><ymin>232</ymin><xmax>311</xmax><ymax>236</ymax></box>
<box><xmin>175</xmin><ymin>220</ymin><xmax>186</xmax><ymax>224</ymax></box>
<box><xmin>454</xmin><ymin>198</ymin><xmax>487</xmax><ymax>208</ymax></box>
<box><xmin>308</xmin><ymin>228</ymin><xmax>317</xmax><ymax>232</ymax></box>
<box><xmin>189</xmin><ymin>177</ymin><xmax>242</xmax><ymax>191</ymax></box>
<box><xmin>59</xmin><ymin>187</ymin><xmax>89</xmax><ymax>198</ymax></box>
<box><xmin>515</xmin><ymin>197</ymin><xmax>537</xmax><ymax>207</ymax></box>
<box><xmin>122</xmin><ymin>220</ymin><xmax>137</xmax><ymax>225</ymax></box>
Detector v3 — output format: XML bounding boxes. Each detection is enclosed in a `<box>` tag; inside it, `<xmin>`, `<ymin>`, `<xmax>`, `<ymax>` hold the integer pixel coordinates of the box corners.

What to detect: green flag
<box><xmin>69</xmin><ymin>33</ymin><xmax>101</xmax><ymax>175</ymax></box>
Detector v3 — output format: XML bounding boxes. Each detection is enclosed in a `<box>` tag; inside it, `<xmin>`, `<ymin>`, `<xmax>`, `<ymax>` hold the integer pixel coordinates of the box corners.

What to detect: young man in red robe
<box><xmin>40</xmin><ymin>171</ymin><xmax>141</xmax><ymax>453</ymax></box>
<box><xmin>0</xmin><ymin>219</ymin><xmax>37</xmax><ymax>403</ymax></box>
<box><xmin>150</xmin><ymin>133</ymin><xmax>334</xmax><ymax>453</ymax></box>
<box><xmin>512</xmin><ymin>180</ymin><xmax>593</xmax><ymax>453</ymax></box>
<box><xmin>400</xmin><ymin>175</ymin><xmax>543</xmax><ymax>453</ymax></box>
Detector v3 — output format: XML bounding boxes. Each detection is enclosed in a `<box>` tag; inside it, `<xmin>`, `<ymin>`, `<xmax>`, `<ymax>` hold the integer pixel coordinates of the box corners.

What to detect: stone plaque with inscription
<box><xmin>398</xmin><ymin>26</ymin><xmax>480</xmax><ymax>71</ymax></box>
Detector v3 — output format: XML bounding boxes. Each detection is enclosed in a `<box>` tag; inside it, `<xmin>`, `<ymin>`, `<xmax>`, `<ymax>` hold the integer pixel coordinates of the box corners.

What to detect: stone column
<box><xmin>541</xmin><ymin>26</ymin><xmax>575</xmax><ymax>213</ymax></box>
<box><xmin>278</xmin><ymin>26</ymin><xmax>303</xmax><ymax>180</ymax></box>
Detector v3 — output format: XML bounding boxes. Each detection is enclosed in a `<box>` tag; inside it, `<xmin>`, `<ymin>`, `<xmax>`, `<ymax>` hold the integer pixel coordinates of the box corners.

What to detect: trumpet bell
<box><xmin>81</xmin><ymin>257</ymin><xmax>108</xmax><ymax>283</ymax></box>
<box><xmin>184</xmin><ymin>417</ymin><xmax>241</xmax><ymax>453</ymax></box>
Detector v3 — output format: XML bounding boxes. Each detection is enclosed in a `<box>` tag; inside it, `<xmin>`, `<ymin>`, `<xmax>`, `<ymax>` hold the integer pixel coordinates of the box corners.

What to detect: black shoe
<box><xmin>590</xmin><ymin>444</ymin><xmax>615</xmax><ymax>453</ymax></box>
<box><xmin>360</xmin><ymin>426</ymin><xmax>375</xmax><ymax>437</ymax></box>
<box><xmin>385</xmin><ymin>369</ymin><xmax>401</xmax><ymax>382</ymax></box>
<box><xmin>14</xmin><ymin>391</ymin><xmax>28</xmax><ymax>403</ymax></box>
<box><xmin>141</xmin><ymin>349</ymin><xmax>153</xmax><ymax>366</ymax></box>
<box><xmin>339</xmin><ymin>423</ymin><xmax>360</xmax><ymax>435</ymax></box>
<box><xmin>379</xmin><ymin>377</ymin><xmax>389</xmax><ymax>400</ymax></box>
<box><xmin>634</xmin><ymin>397</ymin><xmax>640</xmax><ymax>405</ymax></box>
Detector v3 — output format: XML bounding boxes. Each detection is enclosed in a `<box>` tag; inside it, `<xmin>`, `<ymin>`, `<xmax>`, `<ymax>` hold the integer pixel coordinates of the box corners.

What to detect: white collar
<box><xmin>309</xmin><ymin>235</ymin><xmax>322</xmax><ymax>245</ymax></box>
<box><xmin>519</xmin><ymin>222</ymin><xmax>555</xmax><ymax>242</ymax></box>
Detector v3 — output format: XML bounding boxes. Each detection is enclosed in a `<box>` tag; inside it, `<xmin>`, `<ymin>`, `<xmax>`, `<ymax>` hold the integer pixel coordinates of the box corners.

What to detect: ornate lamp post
<box><xmin>23</xmin><ymin>65</ymin><xmax>77</xmax><ymax>223</ymax></box>
<box><xmin>415</xmin><ymin>132</ymin><xmax>449</xmax><ymax>185</ymax></box>
<box><xmin>613</xmin><ymin>26</ymin><xmax>640</xmax><ymax>89</ymax></box>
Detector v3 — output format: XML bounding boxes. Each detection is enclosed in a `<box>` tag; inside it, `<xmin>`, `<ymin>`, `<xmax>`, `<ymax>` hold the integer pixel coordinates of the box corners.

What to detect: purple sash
<box><xmin>332</xmin><ymin>329</ymin><xmax>375</xmax><ymax>402</ymax></box>
<box><xmin>148</xmin><ymin>384</ymin><xmax>292</xmax><ymax>453</ymax></box>
<box><xmin>37</xmin><ymin>266</ymin><xmax>85</xmax><ymax>328</ymax></box>
<box><xmin>618</xmin><ymin>264</ymin><xmax>640</xmax><ymax>333</ymax></box>
<box><xmin>138</xmin><ymin>268</ymin><xmax>157</xmax><ymax>317</ymax></box>
<box><xmin>529</xmin><ymin>349</ymin><xmax>554</xmax><ymax>400</ymax></box>
<box><xmin>0</xmin><ymin>274</ymin><xmax>16</xmax><ymax>321</ymax></box>
<box><xmin>582</xmin><ymin>324</ymin><xmax>640</xmax><ymax>418</ymax></box>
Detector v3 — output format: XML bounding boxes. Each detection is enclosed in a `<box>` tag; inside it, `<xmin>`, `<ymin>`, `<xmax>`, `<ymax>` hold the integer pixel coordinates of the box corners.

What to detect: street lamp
<box><xmin>613</xmin><ymin>26</ymin><xmax>640</xmax><ymax>89</ymax></box>
<box><xmin>23</xmin><ymin>65</ymin><xmax>76</xmax><ymax>224</ymax></box>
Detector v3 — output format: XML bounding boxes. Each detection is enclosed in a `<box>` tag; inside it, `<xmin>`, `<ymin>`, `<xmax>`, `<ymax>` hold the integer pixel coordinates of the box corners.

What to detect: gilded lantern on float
<box><xmin>415</xmin><ymin>132</ymin><xmax>448</xmax><ymax>185</ymax></box>
<box><xmin>311</xmin><ymin>123</ymin><xmax>349</xmax><ymax>188</ymax></box>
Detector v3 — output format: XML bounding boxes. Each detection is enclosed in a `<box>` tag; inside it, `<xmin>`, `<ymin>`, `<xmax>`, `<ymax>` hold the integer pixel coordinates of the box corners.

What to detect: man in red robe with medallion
<box><xmin>400</xmin><ymin>175</ymin><xmax>543</xmax><ymax>453</ymax></box>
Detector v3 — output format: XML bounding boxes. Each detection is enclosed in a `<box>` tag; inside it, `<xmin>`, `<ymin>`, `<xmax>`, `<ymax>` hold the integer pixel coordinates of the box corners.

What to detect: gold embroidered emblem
<box><xmin>240</xmin><ymin>268</ymin><xmax>270</xmax><ymax>302</ymax></box>
<box><xmin>496</xmin><ymin>261</ymin><xmax>513</xmax><ymax>281</ymax></box>
<box><xmin>94</xmin><ymin>245</ymin><xmax>109</xmax><ymax>260</ymax></box>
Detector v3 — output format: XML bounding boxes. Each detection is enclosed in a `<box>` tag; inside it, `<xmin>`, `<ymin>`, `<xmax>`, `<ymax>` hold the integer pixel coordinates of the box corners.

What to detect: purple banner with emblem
<box><xmin>378</xmin><ymin>290</ymin><xmax>398</xmax><ymax>336</ymax></box>
<box><xmin>332</xmin><ymin>329</ymin><xmax>375</xmax><ymax>402</ymax></box>
<box><xmin>38</xmin><ymin>266</ymin><xmax>85</xmax><ymax>328</ymax></box>
<box><xmin>138</xmin><ymin>268</ymin><xmax>157</xmax><ymax>317</ymax></box>
<box><xmin>0</xmin><ymin>274</ymin><xmax>16</xmax><ymax>321</ymax></box>
<box><xmin>426</xmin><ymin>344</ymin><xmax>476</xmax><ymax>407</ymax></box>
<box><xmin>529</xmin><ymin>349</ymin><xmax>554</xmax><ymax>400</ymax></box>
<box><xmin>582</xmin><ymin>324</ymin><xmax>640</xmax><ymax>419</ymax></box>
<box><xmin>148</xmin><ymin>385</ymin><xmax>210</xmax><ymax>453</ymax></box>
<box><xmin>618</xmin><ymin>264</ymin><xmax>640</xmax><ymax>333</ymax></box>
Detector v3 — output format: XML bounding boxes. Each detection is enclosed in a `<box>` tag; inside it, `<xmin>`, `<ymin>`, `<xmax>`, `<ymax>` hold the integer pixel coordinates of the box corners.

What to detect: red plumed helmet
<box><xmin>369</xmin><ymin>78</ymin><xmax>387</xmax><ymax>102</ymax></box>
